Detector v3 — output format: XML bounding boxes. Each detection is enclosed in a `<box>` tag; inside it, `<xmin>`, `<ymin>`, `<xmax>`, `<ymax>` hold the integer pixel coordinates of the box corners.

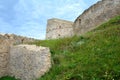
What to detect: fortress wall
<box><xmin>73</xmin><ymin>0</ymin><xmax>120</xmax><ymax>35</ymax></box>
<box><xmin>0</xmin><ymin>34</ymin><xmax>51</xmax><ymax>80</ymax></box>
<box><xmin>0</xmin><ymin>34</ymin><xmax>35</xmax><ymax>44</ymax></box>
<box><xmin>0</xmin><ymin>34</ymin><xmax>35</xmax><ymax>78</ymax></box>
<box><xmin>46</xmin><ymin>18</ymin><xmax>73</xmax><ymax>39</ymax></box>
<box><xmin>0</xmin><ymin>39</ymin><xmax>10</xmax><ymax>77</ymax></box>
<box><xmin>9</xmin><ymin>45</ymin><xmax>51</xmax><ymax>80</ymax></box>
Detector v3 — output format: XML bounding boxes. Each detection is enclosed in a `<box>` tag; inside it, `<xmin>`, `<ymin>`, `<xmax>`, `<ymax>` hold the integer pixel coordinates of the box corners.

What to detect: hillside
<box><xmin>36</xmin><ymin>15</ymin><xmax>120</xmax><ymax>80</ymax></box>
<box><xmin>0</xmin><ymin>15</ymin><xmax>120</xmax><ymax>80</ymax></box>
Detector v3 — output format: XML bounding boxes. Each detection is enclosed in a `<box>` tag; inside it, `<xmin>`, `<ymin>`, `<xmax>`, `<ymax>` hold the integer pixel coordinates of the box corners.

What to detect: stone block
<box><xmin>0</xmin><ymin>53</ymin><xmax>9</xmax><ymax>77</ymax></box>
<box><xmin>46</xmin><ymin>18</ymin><xmax>74</xmax><ymax>39</ymax></box>
<box><xmin>0</xmin><ymin>39</ymin><xmax>10</xmax><ymax>53</ymax></box>
<box><xmin>9</xmin><ymin>44</ymin><xmax>51</xmax><ymax>80</ymax></box>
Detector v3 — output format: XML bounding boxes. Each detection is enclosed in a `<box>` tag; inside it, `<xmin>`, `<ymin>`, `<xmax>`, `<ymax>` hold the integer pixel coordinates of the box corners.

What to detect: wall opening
<box><xmin>58</xmin><ymin>34</ymin><xmax>60</xmax><ymax>36</ymax></box>
<box><xmin>59</xmin><ymin>26</ymin><xmax>61</xmax><ymax>29</ymax></box>
<box><xmin>79</xmin><ymin>19</ymin><xmax>81</xmax><ymax>24</ymax></box>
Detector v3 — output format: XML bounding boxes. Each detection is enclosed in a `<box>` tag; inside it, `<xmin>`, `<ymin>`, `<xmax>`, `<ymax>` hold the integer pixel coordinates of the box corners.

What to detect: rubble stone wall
<box><xmin>9</xmin><ymin>45</ymin><xmax>51</xmax><ymax>80</ymax></box>
<box><xmin>0</xmin><ymin>34</ymin><xmax>51</xmax><ymax>80</ymax></box>
<box><xmin>46</xmin><ymin>0</ymin><xmax>120</xmax><ymax>39</ymax></box>
<box><xmin>46</xmin><ymin>18</ymin><xmax>73</xmax><ymax>39</ymax></box>
<box><xmin>0</xmin><ymin>33</ymin><xmax>35</xmax><ymax>44</ymax></box>
<box><xmin>73</xmin><ymin>0</ymin><xmax>120</xmax><ymax>35</ymax></box>
<box><xmin>0</xmin><ymin>39</ymin><xmax>10</xmax><ymax>77</ymax></box>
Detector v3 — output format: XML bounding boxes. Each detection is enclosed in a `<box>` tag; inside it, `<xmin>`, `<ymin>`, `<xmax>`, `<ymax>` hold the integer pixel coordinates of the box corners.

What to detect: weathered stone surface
<box><xmin>0</xmin><ymin>39</ymin><xmax>10</xmax><ymax>53</ymax></box>
<box><xmin>0</xmin><ymin>36</ymin><xmax>10</xmax><ymax>77</ymax></box>
<box><xmin>0</xmin><ymin>33</ymin><xmax>35</xmax><ymax>45</ymax></box>
<box><xmin>46</xmin><ymin>18</ymin><xmax>73</xmax><ymax>39</ymax></box>
<box><xmin>9</xmin><ymin>45</ymin><xmax>51</xmax><ymax>80</ymax></box>
<box><xmin>0</xmin><ymin>33</ymin><xmax>36</xmax><ymax>77</ymax></box>
<box><xmin>46</xmin><ymin>0</ymin><xmax>120</xmax><ymax>39</ymax></box>
<box><xmin>73</xmin><ymin>0</ymin><xmax>120</xmax><ymax>35</ymax></box>
<box><xmin>0</xmin><ymin>53</ymin><xmax>9</xmax><ymax>77</ymax></box>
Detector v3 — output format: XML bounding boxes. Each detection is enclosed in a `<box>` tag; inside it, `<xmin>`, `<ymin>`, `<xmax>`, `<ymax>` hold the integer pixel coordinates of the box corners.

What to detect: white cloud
<box><xmin>0</xmin><ymin>0</ymin><xmax>99</xmax><ymax>39</ymax></box>
<box><xmin>12</xmin><ymin>0</ymin><xmax>88</xmax><ymax>39</ymax></box>
<box><xmin>54</xmin><ymin>0</ymin><xmax>87</xmax><ymax>20</ymax></box>
<box><xmin>31</xmin><ymin>0</ymin><xmax>88</xmax><ymax>21</ymax></box>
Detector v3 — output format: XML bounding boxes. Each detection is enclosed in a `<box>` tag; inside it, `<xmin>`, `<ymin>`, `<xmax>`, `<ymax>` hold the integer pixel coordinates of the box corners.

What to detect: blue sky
<box><xmin>0</xmin><ymin>0</ymin><xmax>100</xmax><ymax>39</ymax></box>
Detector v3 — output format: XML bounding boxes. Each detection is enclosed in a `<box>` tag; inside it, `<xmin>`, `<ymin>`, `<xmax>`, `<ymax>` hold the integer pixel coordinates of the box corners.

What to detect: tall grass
<box><xmin>36</xmin><ymin>15</ymin><xmax>120</xmax><ymax>80</ymax></box>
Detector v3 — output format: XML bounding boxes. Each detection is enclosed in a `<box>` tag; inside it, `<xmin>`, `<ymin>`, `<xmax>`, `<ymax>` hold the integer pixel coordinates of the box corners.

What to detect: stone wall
<box><xmin>0</xmin><ymin>39</ymin><xmax>10</xmax><ymax>77</ymax></box>
<box><xmin>73</xmin><ymin>0</ymin><xmax>120</xmax><ymax>35</ymax></box>
<box><xmin>0</xmin><ymin>34</ymin><xmax>51</xmax><ymax>80</ymax></box>
<box><xmin>0</xmin><ymin>33</ymin><xmax>36</xmax><ymax>78</ymax></box>
<box><xmin>46</xmin><ymin>0</ymin><xmax>120</xmax><ymax>39</ymax></box>
<box><xmin>9</xmin><ymin>45</ymin><xmax>51</xmax><ymax>80</ymax></box>
<box><xmin>46</xmin><ymin>18</ymin><xmax>73</xmax><ymax>39</ymax></box>
<box><xmin>0</xmin><ymin>33</ymin><xmax>35</xmax><ymax>44</ymax></box>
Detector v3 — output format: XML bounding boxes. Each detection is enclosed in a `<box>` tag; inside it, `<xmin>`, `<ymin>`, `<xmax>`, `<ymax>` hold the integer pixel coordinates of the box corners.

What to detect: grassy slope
<box><xmin>0</xmin><ymin>15</ymin><xmax>120</xmax><ymax>80</ymax></box>
<box><xmin>35</xmin><ymin>15</ymin><xmax>120</xmax><ymax>80</ymax></box>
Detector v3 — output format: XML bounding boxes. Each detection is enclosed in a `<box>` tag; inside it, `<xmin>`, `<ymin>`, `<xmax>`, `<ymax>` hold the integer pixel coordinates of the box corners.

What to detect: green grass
<box><xmin>1</xmin><ymin>15</ymin><xmax>120</xmax><ymax>80</ymax></box>
<box><xmin>0</xmin><ymin>76</ymin><xmax>20</xmax><ymax>80</ymax></box>
<box><xmin>36</xmin><ymin>15</ymin><xmax>120</xmax><ymax>80</ymax></box>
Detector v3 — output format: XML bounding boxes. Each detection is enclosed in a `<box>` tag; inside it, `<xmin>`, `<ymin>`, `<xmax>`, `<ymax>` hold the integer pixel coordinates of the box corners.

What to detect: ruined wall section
<box><xmin>73</xmin><ymin>0</ymin><xmax>120</xmax><ymax>35</ymax></box>
<box><xmin>46</xmin><ymin>18</ymin><xmax>73</xmax><ymax>39</ymax></box>
<box><xmin>0</xmin><ymin>33</ymin><xmax>35</xmax><ymax>44</ymax></box>
<box><xmin>0</xmin><ymin>33</ymin><xmax>36</xmax><ymax>78</ymax></box>
<box><xmin>9</xmin><ymin>45</ymin><xmax>51</xmax><ymax>80</ymax></box>
<box><xmin>0</xmin><ymin>39</ymin><xmax>10</xmax><ymax>77</ymax></box>
<box><xmin>0</xmin><ymin>34</ymin><xmax>51</xmax><ymax>80</ymax></box>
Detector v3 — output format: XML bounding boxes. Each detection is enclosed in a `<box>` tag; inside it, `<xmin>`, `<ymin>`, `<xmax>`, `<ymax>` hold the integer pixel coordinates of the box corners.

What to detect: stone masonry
<box><xmin>46</xmin><ymin>0</ymin><xmax>120</xmax><ymax>39</ymax></box>
<box><xmin>9</xmin><ymin>45</ymin><xmax>51</xmax><ymax>80</ymax></box>
<box><xmin>46</xmin><ymin>18</ymin><xmax>73</xmax><ymax>39</ymax></box>
<box><xmin>0</xmin><ymin>39</ymin><xmax>10</xmax><ymax>77</ymax></box>
<box><xmin>0</xmin><ymin>33</ymin><xmax>36</xmax><ymax>78</ymax></box>
<box><xmin>0</xmin><ymin>0</ymin><xmax>120</xmax><ymax>79</ymax></box>
<box><xmin>0</xmin><ymin>34</ymin><xmax>51</xmax><ymax>80</ymax></box>
<box><xmin>0</xmin><ymin>33</ymin><xmax>35</xmax><ymax>44</ymax></box>
<box><xmin>73</xmin><ymin>0</ymin><xmax>120</xmax><ymax>35</ymax></box>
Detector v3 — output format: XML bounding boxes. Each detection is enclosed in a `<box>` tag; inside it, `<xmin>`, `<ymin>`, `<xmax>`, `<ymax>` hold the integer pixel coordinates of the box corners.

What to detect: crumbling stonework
<box><xmin>0</xmin><ymin>39</ymin><xmax>10</xmax><ymax>77</ymax></box>
<box><xmin>46</xmin><ymin>18</ymin><xmax>73</xmax><ymax>39</ymax></box>
<box><xmin>0</xmin><ymin>34</ymin><xmax>51</xmax><ymax>80</ymax></box>
<box><xmin>46</xmin><ymin>0</ymin><xmax>120</xmax><ymax>39</ymax></box>
<box><xmin>0</xmin><ymin>33</ymin><xmax>35</xmax><ymax>45</ymax></box>
<box><xmin>9</xmin><ymin>45</ymin><xmax>51</xmax><ymax>80</ymax></box>
<box><xmin>73</xmin><ymin>0</ymin><xmax>120</xmax><ymax>35</ymax></box>
<box><xmin>0</xmin><ymin>33</ymin><xmax>36</xmax><ymax>77</ymax></box>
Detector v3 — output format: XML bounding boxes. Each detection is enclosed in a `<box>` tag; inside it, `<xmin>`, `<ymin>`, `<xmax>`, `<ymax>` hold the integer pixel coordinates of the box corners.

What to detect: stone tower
<box><xmin>46</xmin><ymin>0</ymin><xmax>120</xmax><ymax>39</ymax></box>
<box><xmin>46</xmin><ymin>18</ymin><xmax>74</xmax><ymax>39</ymax></box>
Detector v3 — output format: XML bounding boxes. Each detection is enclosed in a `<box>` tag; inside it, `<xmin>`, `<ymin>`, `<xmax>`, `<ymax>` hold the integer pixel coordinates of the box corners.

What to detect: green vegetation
<box><xmin>36</xmin><ymin>15</ymin><xmax>120</xmax><ymax>80</ymax></box>
<box><xmin>0</xmin><ymin>76</ymin><xmax>19</xmax><ymax>80</ymax></box>
<box><xmin>0</xmin><ymin>15</ymin><xmax>120</xmax><ymax>80</ymax></box>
